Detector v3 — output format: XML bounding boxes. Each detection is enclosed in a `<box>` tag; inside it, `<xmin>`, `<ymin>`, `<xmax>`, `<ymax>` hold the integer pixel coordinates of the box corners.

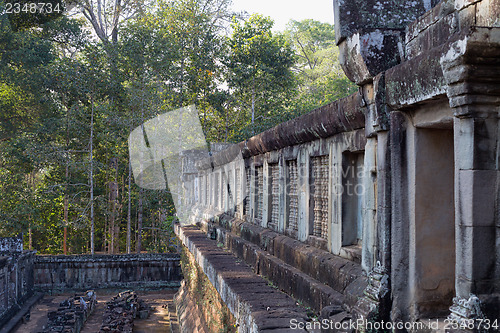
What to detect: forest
<box><xmin>0</xmin><ymin>0</ymin><xmax>356</xmax><ymax>254</ymax></box>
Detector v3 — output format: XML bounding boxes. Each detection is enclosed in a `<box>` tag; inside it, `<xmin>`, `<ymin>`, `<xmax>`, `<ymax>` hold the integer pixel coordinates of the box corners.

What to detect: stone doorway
<box><xmin>412</xmin><ymin>127</ymin><xmax>455</xmax><ymax>318</ymax></box>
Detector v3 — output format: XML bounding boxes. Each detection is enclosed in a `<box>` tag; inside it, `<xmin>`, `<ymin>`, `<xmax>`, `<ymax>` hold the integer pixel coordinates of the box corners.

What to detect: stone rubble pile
<box><xmin>99</xmin><ymin>290</ymin><xmax>150</xmax><ymax>332</ymax></box>
<box><xmin>37</xmin><ymin>290</ymin><xmax>96</xmax><ymax>333</ymax></box>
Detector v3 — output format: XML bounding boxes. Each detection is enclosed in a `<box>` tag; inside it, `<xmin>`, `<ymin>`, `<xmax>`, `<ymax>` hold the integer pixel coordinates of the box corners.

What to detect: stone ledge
<box><xmin>213</xmin><ymin>224</ymin><xmax>347</xmax><ymax>313</ymax></box>
<box><xmin>212</xmin><ymin>216</ymin><xmax>367</xmax><ymax>302</ymax></box>
<box><xmin>175</xmin><ymin>224</ymin><xmax>312</xmax><ymax>333</ymax></box>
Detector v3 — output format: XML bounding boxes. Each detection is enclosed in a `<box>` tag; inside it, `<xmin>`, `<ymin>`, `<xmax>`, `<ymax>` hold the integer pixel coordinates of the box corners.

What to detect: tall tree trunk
<box><xmin>63</xmin><ymin>104</ymin><xmax>70</xmax><ymax>255</ymax></box>
<box><xmin>127</xmin><ymin>161</ymin><xmax>132</xmax><ymax>253</ymax></box>
<box><xmin>90</xmin><ymin>95</ymin><xmax>95</xmax><ymax>254</ymax></box>
<box><xmin>136</xmin><ymin>189</ymin><xmax>143</xmax><ymax>253</ymax></box>
<box><xmin>63</xmin><ymin>163</ymin><xmax>68</xmax><ymax>255</ymax></box>
<box><xmin>109</xmin><ymin>158</ymin><xmax>119</xmax><ymax>253</ymax></box>
<box><xmin>251</xmin><ymin>62</ymin><xmax>256</xmax><ymax>135</ymax></box>
<box><xmin>29</xmin><ymin>171</ymin><xmax>34</xmax><ymax>251</ymax></box>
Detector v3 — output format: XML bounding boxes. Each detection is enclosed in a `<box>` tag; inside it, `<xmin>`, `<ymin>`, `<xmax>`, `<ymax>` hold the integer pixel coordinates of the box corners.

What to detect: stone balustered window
<box><xmin>287</xmin><ymin>160</ymin><xmax>299</xmax><ymax>233</ymax></box>
<box><xmin>222</xmin><ymin>171</ymin><xmax>227</xmax><ymax>211</ymax></box>
<box><xmin>214</xmin><ymin>172</ymin><xmax>219</xmax><ymax>209</ymax></box>
<box><xmin>235</xmin><ymin>168</ymin><xmax>241</xmax><ymax>214</ymax></box>
<box><xmin>203</xmin><ymin>175</ymin><xmax>208</xmax><ymax>206</ymax></box>
<box><xmin>269</xmin><ymin>163</ymin><xmax>280</xmax><ymax>231</ymax></box>
<box><xmin>227</xmin><ymin>170</ymin><xmax>234</xmax><ymax>215</ymax></box>
<box><xmin>312</xmin><ymin>155</ymin><xmax>329</xmax><ymax>239</ymax></box>
<box><xmin>245</xmin><ymin>168</ymin><xmax>251</xmax><ymax>218</ymax></box>
<box><xmin>256</xmin><ymin>166</ymin><xmax>264</xmax><ymax>223</ymax></box>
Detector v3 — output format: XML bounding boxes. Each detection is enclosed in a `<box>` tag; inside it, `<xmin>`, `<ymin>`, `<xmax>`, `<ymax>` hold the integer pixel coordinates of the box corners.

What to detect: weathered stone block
<box><xmin>457</xmin><ymin>170</ymin><xmax>498</xmax><ymax>227</ymax></box>
<box><xmin>338</xmin><ymin>30</ymin><xmax>403</xmax><ymax>85</ymax></box>
<box><xmin>334</xmin><ymin>0</ymin><xmax>433</xmax><ymax>44</ymax></box>
<box><xmin>405</xmin><ymin>8</ymin><xmax>458</xmax><ymax>60</ymax></box>
<box><xmin>456</xmin><ymin>225</ymin><xmax>496</xmax><ymax>296</ymax></box>
<box><xmin>454</xmin><ymin>117</ymin><xmax>499</xmax><ymax>170</ymax></box>
<box><xmin>454</xmin><ymin>0</ymin><xmax>481</xmax><ymax>11</ymax></box>
<box><xmin>476</xmin><ymin>0</ymin><xmax>500</xmax><ymax>27</ymax></box>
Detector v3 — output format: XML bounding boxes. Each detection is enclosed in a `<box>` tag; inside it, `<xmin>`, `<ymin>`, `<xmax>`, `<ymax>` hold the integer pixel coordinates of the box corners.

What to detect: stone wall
<box><xmin>175</xmin><ymin>246</ymin><xmax>236</xmax><ymax>333</ymax></box>
<box><xmin>34</xmin><ymin>253</ymin><xmax>182</xmax><ymax>292</ymax></box>
<box><xmin>0</xmin><ymin>236</ymin><xmax>35</xmax><ymax>328</ymax></box>
<box><xmin>178</xmin><ymin>0</ymin><xmax>500</xmax><ymax>328</ymax></box>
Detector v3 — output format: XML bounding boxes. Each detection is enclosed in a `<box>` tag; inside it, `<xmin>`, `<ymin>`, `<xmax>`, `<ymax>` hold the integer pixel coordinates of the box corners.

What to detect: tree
<box><xmin>225</xmin><ymin>14</ymin><xmax>296</xmax><ymax>138</ymax></box>
<box><xmin>284</xmin><ymin>19</ymin><xmax>357</xmax><ymax>112</ymax></box>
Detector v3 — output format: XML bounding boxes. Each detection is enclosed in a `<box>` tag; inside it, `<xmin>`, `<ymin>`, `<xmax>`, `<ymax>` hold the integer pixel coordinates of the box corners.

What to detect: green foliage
<box><xmin>225</xmin><ymin>14</ymin><xmax>296</xmax><ymax>140</ymax></box>
<box><xmin>284</xmin><ymin>19</ymin><xmax>357</xmax><ymax>113</ymax></box>
<box><xmin>0</xmin><ymin>2</ymin><xmax>356</xmax><ymax>254</ymax></box>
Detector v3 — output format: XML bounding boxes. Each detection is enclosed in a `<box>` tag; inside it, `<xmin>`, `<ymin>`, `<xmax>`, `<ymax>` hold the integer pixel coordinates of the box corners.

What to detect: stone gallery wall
<box><xmin>34</xmin><ymin>253</ymin><xmax>182</xmax><ymax>291</ymax></box>
<box><xmin>0</xmin><ymin>235</ymin><xmax>35</xmax><ymax>328</ymax></box>
<box><xmin>178</xmin><ymin>0</ymin><xmax>500</xmax><ymax>327</ymax></box>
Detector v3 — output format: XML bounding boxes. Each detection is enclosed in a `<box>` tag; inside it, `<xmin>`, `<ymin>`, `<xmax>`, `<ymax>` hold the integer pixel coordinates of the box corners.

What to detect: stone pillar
<box><xmin>278</xmin><ymin>156</ymin><xmax>286</xmax><ymax>233</ymax></box>
<box><xmin>361</xmin><ymin>138</ymin><xmax>377</xmax><ymax>272</ymax></box>
<box><xmin>440</xmin><ymin>29</ymin><xmax>500</xmax><ymax>319</ymax></box>
<box><xmin>297</xmin><ymin>148</ymin><xmax>310</xmax><ymax>242</ymax></box>
<box><xmin>390</xmin><ymin>111</ymin><xmax>412</xmax><ymax>323</ymax></box>
<box><xmin>231</xmin><ymin>164</ymin><xmax>237</xmax><ymax>216</ymax></box>
<box><xmin>238</xmin><ymin>166</ymin><xmax>245</xmax><ymax>218</ymax></box>
<box><xmin>208</xmin><ymin>172</ymin><xmax>212</xmax><ymax>208</ymax></box>
<box><xmin>262</xmin><ymin>160</ymin><xmax>270</xmax><ymax>228</ymax></box>
<box><xmin>249</xmin><ymin>161</ymin><xmax>257</xmax><ymax>222</ymax></box>
<box><xmin>330</xmin><ymin>142</ymin><xmax>342</xmax><ymax>255</ymax></box>
<box><xmin>376</xmin><ymin>131</ymin><xmax>391</xmax><ymax>270</ymax></box>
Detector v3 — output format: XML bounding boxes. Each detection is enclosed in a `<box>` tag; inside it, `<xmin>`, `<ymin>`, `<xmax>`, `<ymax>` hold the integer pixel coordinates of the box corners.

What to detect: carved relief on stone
<box><xmin>245</xmin><ymin>168</ymin><xmax>251</xmax><ymax>219</ymax></box>
<box><xmin>287</xmin><ymin>160</ymin><xmax>299</xmax><ymax>232</ymax></box>
<box><xmin>222</xmin><ymin>171</ymin><xmax>227</xmax><ymax>211</ymax></box>
<box><xmin>270</xmin><ymin>164</ymin><xmax>280</xmax><ymax>231</ymax></box>
<box><xmin>214</xmin><ymin>172</ymin><xmax>219</xmax><ymax>209</ymax></box>
<box><xmin>256</xmin><ymin>166</ymin><xmax>264</xmax><ymax>223</ymax></box>
<box><xmin>235</xmin><ymin>168</ymin><xmax>241</xmax><ymax>215</ymax></box>
<box><xmin>312</xmin><ymin>156</ymin><xmax>329</xmax><ymax>239</ymax></box>
<box><xmin>353</xmin><ymin>261</ymin><xmax>390</xmax><ymax>324</ymax></box>
<box><xmin>448</xmin><ymin>294</ymin><xmax>486</xmax><ymax>332</ymax></box>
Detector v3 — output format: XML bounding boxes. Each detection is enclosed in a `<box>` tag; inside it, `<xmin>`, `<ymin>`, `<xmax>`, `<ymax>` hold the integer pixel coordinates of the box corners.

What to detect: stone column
<box><xmin>238</xmin><ymin>166</ymin><xmax>245</xmax><ymax>218</ymax></box>
<box><xmin>262</xmin><ymin>160</ymin><xmax>270</xmax><ymax>228</ymax></box>
<box><xmin>278</xmin><ymin>155</ymin><xmax>286</xmax><ymax>233</ymax></box>
<box><xmin>440</xmin><ymin>29</ymin><xmax>500</xmax><ymax>312</ymax></box>
<box><xmin>298</xmin><ymin>148</ymin><xmax>310</xmax><ymax>242</ymax></box>
<box><xmin>330</xmin><ymin>141</ymin><xmax>342</xmax><ymax>255</ymax></box>
<box><xmin>390</xmin><ymin>111</ymin><xmax>412</xmax><ymax>323</ymax></box>
<box><xmin>361</xmin><ymin>138</ymin><xmax>377</xmax><ymax>272</ymax></box>
<box><xmin>218</xmin><ymin>168</ymin><xmax>224</xmax><ymax>212</ymax></box>
<box><xmin>249</xmin><ymin>160</ymin><xmax>257</xmax><ymax>222</ymax></box>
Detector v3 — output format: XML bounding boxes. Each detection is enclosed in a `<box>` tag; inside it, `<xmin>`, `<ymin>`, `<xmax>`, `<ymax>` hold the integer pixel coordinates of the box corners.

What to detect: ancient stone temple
<box><xmin>177</xmin><ymin>0</ymin><xmax>500</xmax><ymax>331</ymax></box>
